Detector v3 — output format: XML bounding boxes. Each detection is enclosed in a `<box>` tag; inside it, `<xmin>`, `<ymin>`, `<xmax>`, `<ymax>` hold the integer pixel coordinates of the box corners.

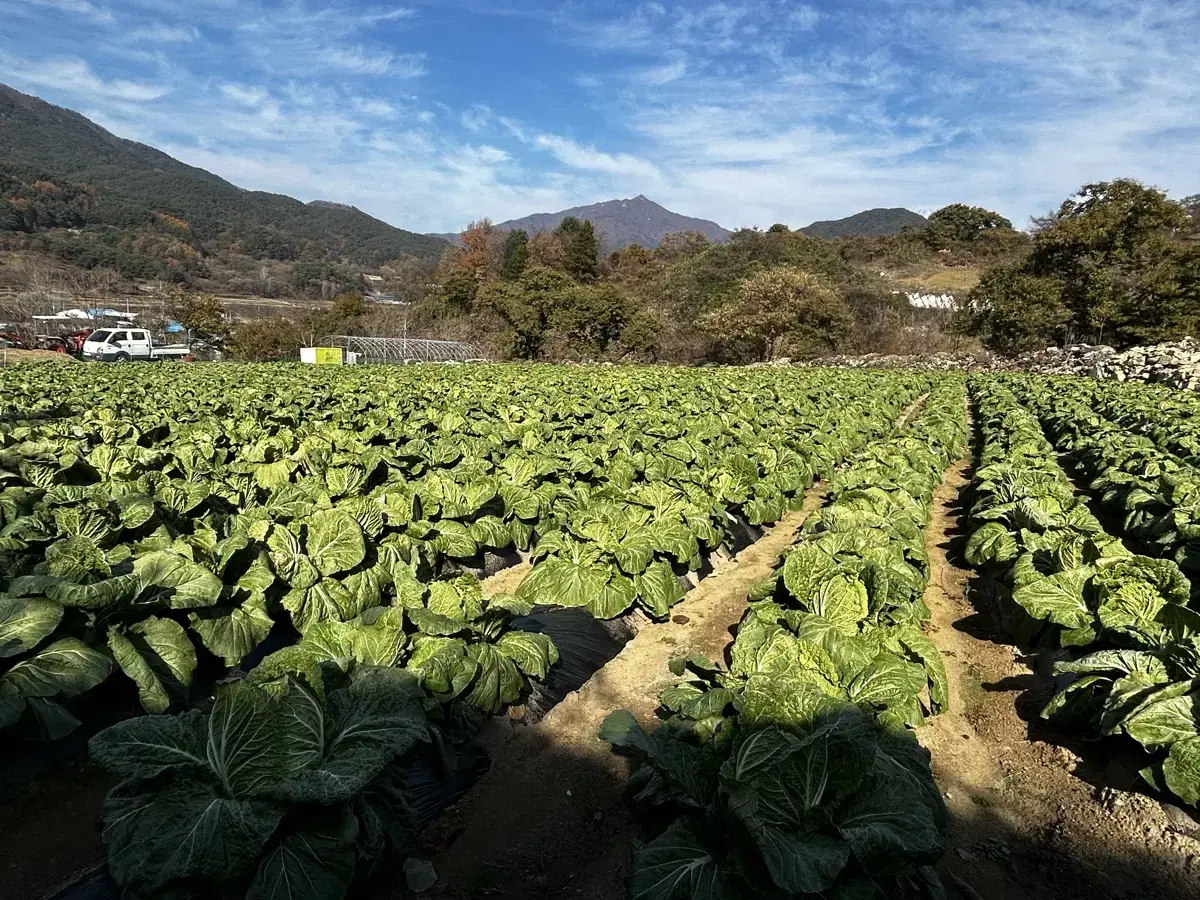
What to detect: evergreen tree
<box><xmin>501</xmin><ymin>229</ymin><xmax>530</xmax><ymax>280</ymax></box>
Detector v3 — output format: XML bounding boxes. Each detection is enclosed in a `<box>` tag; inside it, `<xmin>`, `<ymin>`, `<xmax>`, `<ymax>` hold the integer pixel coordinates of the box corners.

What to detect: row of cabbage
<box><xmin>963</xmin><ymin>377</ymin><xmax>1200</xmax><ymax>809</ymax></box>
<box><xmin>1001</xmin><ymin>375</ymin><xmax>1200</xmax><ymax>586</ymax></box>
<box><xmin>0</xmin><ymin>364</ymin><xmax>925</xmax><ymax>741</ymax></box>
<box><xmin>599</xmin><ymin>378</ymin><xmax>969</xmax><ymax>899</ymax></box>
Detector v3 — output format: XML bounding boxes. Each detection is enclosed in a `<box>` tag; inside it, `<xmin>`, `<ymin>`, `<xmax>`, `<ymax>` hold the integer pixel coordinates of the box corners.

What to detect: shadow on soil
<box><xmin>937</xmin><ymin>428</ymin><xmax>1200</xmax><ymax>900</ymax></box>
<box><xmin>936</xmin><ymin>767</ymin><xmax>1200</xmax><ymax>900</ymax></box>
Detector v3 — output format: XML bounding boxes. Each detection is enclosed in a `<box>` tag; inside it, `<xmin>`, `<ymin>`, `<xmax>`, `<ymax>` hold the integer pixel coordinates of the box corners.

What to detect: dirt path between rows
<box><xmin>417</xmin><ymin>486</ymin><xmax>829</xmax><ymax>900</ymax></box>
<box><xmin>920</xmin><ymin>458</ymin><xmax>1200</xmax><ymax>900</ymax></box>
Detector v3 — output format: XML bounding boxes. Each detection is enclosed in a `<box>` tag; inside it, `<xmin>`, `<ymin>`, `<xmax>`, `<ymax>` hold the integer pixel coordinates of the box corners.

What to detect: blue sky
<box><xmin>1</xmin><ymin>0</ymin><xmax>1197</xmax><ymax>234</ymax></box>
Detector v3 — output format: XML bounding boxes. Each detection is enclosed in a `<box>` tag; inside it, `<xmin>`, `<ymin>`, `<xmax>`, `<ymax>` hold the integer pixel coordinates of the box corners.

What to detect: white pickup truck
<box><xmin>81</xmin><ymin>328</ymin><xmax>191</xmax><ymax>362</ymax></box>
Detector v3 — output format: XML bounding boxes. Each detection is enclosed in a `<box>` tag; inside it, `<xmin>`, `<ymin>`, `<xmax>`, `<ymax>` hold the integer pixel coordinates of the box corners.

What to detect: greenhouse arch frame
<box><xmin>328</xmin><ymin>335</ymin><xmax>487</xmax><ymax>363</ymax></box>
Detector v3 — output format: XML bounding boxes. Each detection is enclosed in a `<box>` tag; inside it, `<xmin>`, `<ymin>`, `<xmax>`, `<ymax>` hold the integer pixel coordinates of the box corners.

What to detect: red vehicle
<box><xmin>0</xmin><ymin>331</ymin><xmax>29</xmax><ymax>350</ymax></box>
<box><xmin>37</xmin><ymin>329</ymin><xmax>93</xmax><ymax>354</ymax></box>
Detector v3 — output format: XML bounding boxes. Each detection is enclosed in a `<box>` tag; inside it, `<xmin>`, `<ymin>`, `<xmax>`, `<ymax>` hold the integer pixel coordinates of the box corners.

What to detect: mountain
<box><xmin>435</xmin><ymin>195</ymin><xmax>732</xmax><ymax>250</ymax></box>
<box><xmin>0</xmin><ymin>84</ymin><xmax>448</xmax><ymax>265</ymax></box>
<box><xmin>801</xmin><ymin>208</ymin><xmax>928</xmax><ymax>239</ymax></box>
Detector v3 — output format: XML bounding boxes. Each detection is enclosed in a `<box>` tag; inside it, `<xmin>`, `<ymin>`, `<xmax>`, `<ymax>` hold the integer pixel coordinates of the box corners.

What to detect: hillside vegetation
<box><xmin>371</xmin><ymin>204</ymin><xmax>1030</xmax><ymax>365</ymax></box>
<box><xmin>802</xmin><ymin>206</ymin><xmax>929</xmax><ymax>239</ymax></box>
<box><xmin>0</xmin><ymin>84</ymin><xmax>447</xmax><ymax>296</ymax></box>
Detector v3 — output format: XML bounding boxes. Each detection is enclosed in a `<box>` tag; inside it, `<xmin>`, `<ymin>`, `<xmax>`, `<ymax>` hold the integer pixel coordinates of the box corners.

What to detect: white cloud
<box><xmin>129</xmin><ymin>22</ymin><xmax>200</xmax><ymax>42</ymax></box>
<box><xmin>359</xmin><ymin>7</ymin><xmax>414</xmax><ymax>25</ymax></box>
<box><xmin>532</xmin><ymin>0</ymin><xmax>1200</xmax><ymax>228</ymax></box>
<box><xmin>1</xmin><ymin>0</ymin><xmax>1196</xmax><ymax>236</ymax></box>
<box><xmin>352</xmin><ymin>97</ymin><xmax>397</xmax><ymax>118</ymax></box>
<box><xmin>640</xmin><ymin>59</ymin><xmax>687</xmax><ymax>86</ymax></box>
<box><xmin>219</xmin><ymin>83</ymin><xmax>268</xmax><ymax>107</ymax></box>
<box><xmin>9</xmin><ymin>57</ymin><xmax>169</xmax><ymax>102</ymax></box>
<box><xmin>532</xmin><ymin>134</ymin><xmax>661</xmax><ymax>181</ymax></box>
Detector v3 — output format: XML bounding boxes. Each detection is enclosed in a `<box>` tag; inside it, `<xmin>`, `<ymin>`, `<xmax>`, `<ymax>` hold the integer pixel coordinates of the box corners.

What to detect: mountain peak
<box><xmin>490</xmin><ymin>196</ymin><xmax>730</xmax><ymax>250</ymax></box>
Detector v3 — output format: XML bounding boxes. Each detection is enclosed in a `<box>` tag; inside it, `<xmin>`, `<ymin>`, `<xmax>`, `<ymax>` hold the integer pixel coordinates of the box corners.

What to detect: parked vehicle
<box><xmin>81</xmin><ymin>328</ymin><xmax>190</xmax><ymax>362</ymax></box>
<box><xmin>37</xmin><ymin>329</ymin><xmax>93</xmax><ymax>354</ymax></box>
<box><xmin>0</xmin><ymin>331</ymin><xmax>29</xmax><ymax>349</ymax></box>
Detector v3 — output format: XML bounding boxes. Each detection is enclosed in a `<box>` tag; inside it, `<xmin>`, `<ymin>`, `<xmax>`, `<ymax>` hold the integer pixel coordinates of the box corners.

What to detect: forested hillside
<box><xmin>0</xmin><ymin>84</ymin><xmax>447</xmax><ymax>294</ymax></box>
<box><xmin>802</xmin><ymin>207</ymin><xmax>929</xmax><ymax>238</ymax></box>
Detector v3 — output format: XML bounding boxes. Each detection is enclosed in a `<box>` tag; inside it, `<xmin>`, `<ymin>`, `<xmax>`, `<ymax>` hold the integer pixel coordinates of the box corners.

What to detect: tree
<box><xmin>440</xmin><ymin>269</ymin><xmax>477</xmax><ymax>313</ymax></box>
<box><xmin>702</xmin><ymin>267</ymin><xmax>852</xmax><ymax>361</ymax></box>
<box><xmin>477</xmin><ymin>265</ymin><xmax>575</xmax><ymax>359</ymax></box>
<box><xmin>924</xmin><ymin>204</ymin><xmax>1014</xmax><ymax>245</ymax></box>
<box><xmin>173</xmin><ymin>292</ymin><xmax>229</xmax><ymax>341</ymax></box>
<box><xmin>616</xmin><ymin>310</ymin><xmax>661</xmax><ymax>360</ymax></box>
<box><xmin>1026</xmin><ymin>180</ymin><xmax>1189</xmax><ymax>345</ymax></box>
<box><xmin>227</xmin><ymin>317</ymin><xmax>304</xmax><ymax>361</ymax></box>
<box><xmin>501</xmin><ymin>230</ymin><xmax>530</xmax><ymax>280</ymax></box>
<box><xmin>1182</xmin><ymin>195</ymin><xmax>1200</xmax><ymax>233</ymax></box>
<box><xmin>954</xmin><ymin>268</ymin><xmax>1069</xmax><ymax>354</ymax></box>
<box><xmin>527</xmin><ymin>230</ymin><xmax>565</xmax><ymax>270</ymax></box>
<box><xmin>655</xmin><ymin>231</ymin><xmax>711</xmax><ymax>260</ymax></box>
<box><xmin>550</xmin><ymin>283</ymin><xmax>635</xmax><ymax>357</ymax></box>
<box><xmin>555</xmin><ymin>216</ymin><xmax>599</xmax><ymax>281</ymax></box>
<box><xmin>331</xmin><ymin>291</ymin><xmax>367</xmax><ymax>320</ymax></box>
<box><xmin>459</xmin><ymin>219</ymin><xmax>504</xmax><ymax>282</ymax></box>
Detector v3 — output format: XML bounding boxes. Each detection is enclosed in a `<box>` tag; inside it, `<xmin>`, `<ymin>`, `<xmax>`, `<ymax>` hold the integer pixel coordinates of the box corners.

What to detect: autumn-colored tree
<box><xmin>702</xmin><ymin>267</ymin><xmax>852</xmax><ymax>361</ymax></box>
<box><xmin>656</xmin><ymin>231</ymin><xmax>711</xmax><ymax>260</ymax></box>
<box><xmin>527</xmin><ymin>230</ymin><xmax>565</xmax><ymax>269</ymax></box>
<box><xmin>459</xmin><ymin>219</ymin><xmax>504</xmax><ymax>282</ymax></box>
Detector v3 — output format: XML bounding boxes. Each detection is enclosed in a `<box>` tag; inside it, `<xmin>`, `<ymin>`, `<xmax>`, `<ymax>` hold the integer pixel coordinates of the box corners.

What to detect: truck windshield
<box><xmin>89</xmin><ymin>330</ymin><xmax>112</xmax><ymax>343</ymax></box>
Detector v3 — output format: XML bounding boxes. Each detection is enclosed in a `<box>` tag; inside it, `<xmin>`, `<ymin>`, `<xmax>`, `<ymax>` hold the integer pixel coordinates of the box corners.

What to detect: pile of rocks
<box><xmin>795</xmin><ymin>351</ymin><xmax>992</xmax><ymax>372</ymax></box>
<box><xmin>1011</xmin><ymin>344</ymin><xmax>1119</xmax><ymax>376</ymax></box>
<box><xmin>1016</xmin><ymin>338</ymin><xmax>1200</xmax><ymax>390</ymax></box>
<box><xmin>798</xmin><ymin>337</ymin><xmax>1200</xmax><ymax>391</ymax></box>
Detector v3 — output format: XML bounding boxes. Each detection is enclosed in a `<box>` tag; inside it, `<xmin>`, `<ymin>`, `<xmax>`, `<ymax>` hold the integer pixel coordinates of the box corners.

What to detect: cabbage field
<box><xmin>1</xmin><ymin>363</ymin><xmax>1198</xmax><ymax>900</ymax></box>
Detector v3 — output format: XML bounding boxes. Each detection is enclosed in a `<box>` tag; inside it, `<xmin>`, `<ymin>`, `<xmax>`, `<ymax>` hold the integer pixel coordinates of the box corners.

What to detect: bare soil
<box><xmin>921</xmin><ymin>458</ymin><xmax>1200</xmax><ymax>900</ymax></box>
<box><xmin>416</xmin><ymin>487</ymin><xmax>830</xmax><ymax>900</ymax></box>
<box><xmin>0</xmin><ymin>348</ymin><xmax>76</xmax><ymax>364</ymax></box>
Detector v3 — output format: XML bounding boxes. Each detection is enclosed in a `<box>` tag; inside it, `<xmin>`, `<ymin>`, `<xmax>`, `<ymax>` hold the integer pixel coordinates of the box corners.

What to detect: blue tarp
<box><xmin>167</xmin><ymin>321</ymin><xmax>185</xmax><ymax>333</ymax></box>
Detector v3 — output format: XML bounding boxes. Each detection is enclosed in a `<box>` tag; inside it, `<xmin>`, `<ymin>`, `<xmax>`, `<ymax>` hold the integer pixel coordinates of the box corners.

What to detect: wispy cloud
<box><xmin>533</xmin><ymin>134</ymin><xmax>661</xmax><ymax>181</ymax></box>
<box><xmin>129</xmin><ymin>22</ymin><xmax>199</xmax><ymax>42</ymax></box>
<box><xmin>10</xmin><ymin>57</ymin><xmax>168</xmax><ymax>102</ymax></box>
<box><xmin>25</xmin><ymin>0</ymin><xmax>113</xmax><ymax>22</ymax></box>
<box><xmin>218</xmin><ymin>83</ymin><xmax>268</xmax><ymax>107</ymax></box>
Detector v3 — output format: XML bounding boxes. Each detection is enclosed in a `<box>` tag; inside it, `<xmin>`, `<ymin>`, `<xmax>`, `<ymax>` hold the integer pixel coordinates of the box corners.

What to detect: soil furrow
<box><xmin>417</xmin><ymin>484</ymin><xmax>831</xmax><ymax>900</ymax></box>
<box><xmin>920</xmin><ymin>457</ymin><xmax>1200</xmax><ymax>900</ymax></box>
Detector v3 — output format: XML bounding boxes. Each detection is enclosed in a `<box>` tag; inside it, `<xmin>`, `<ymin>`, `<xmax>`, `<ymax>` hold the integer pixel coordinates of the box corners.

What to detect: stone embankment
<box><xmin>796</xmin><ymin>337</ymin><xmax>1200</xmax><ymax>390</ymax></box>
